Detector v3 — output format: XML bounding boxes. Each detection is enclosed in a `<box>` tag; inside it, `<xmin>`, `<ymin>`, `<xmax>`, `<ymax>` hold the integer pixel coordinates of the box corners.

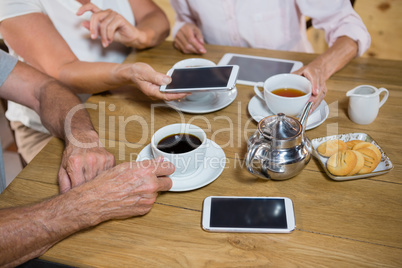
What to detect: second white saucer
<box><xmin>248</xmin><ymin>96</ymin><xmax>329</xmax><ymax>130</ymax></box>
<box><xmin>136</xmin><ymin>139</ymin><xmax>226</xmax><ymax>192</ymax></box>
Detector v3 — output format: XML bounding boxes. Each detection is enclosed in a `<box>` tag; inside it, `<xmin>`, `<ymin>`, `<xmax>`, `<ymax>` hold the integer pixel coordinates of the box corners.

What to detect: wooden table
<box><xmin>1</xmin><ymin>41</ymin><xmax>401</xmax><ymax>267</ymax></box>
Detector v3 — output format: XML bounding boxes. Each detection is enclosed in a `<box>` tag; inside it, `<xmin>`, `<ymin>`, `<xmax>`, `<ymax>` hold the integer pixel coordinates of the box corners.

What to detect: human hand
<box><xmin>117</xmin><ymin>62</ymin><xmax>189</xmax><ymax>101</ymax></box>
<box><xmin>81</xmin><ymin>157</ymin><xmax>174</xmax><ymax>221</ymax></box>
<box><xmin>77</xmin><ymin>2</ymin><xmax>147</xmax><ymax>49</ymax></box>
<box><xmin>292</xmin><ymin>63</ymin><xmax>328</xmax><ymax>112</ymax></box>
<box><xmin>174</xmin><ymin>23</ymin><xmax>206</xmax><ymax>54</ymax></box>
<box><xmin>58</xmin><ymin>130</ymin><xmax>115</xmax><ymax>194</ymax></box>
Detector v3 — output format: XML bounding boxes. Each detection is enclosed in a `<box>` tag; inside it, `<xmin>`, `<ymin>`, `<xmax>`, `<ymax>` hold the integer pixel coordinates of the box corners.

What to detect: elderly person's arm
<box><xmin>0</xmin><ymin>52</ymin><xmax>115</xmax><ymax>192</ymax></box>
<box><xmin>0</xmin><ymin>159</ymin><xmax>174</xmax><ymax>267</ymax></box>
<box><xmin>0</xmin><ymin>1</ymin><xmax>184</xmax><ymax>101</ymax></box>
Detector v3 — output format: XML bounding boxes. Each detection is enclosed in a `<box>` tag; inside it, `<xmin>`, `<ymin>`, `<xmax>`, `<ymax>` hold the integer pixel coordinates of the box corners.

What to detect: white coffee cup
<box><xmin>346</xmin><ymin>85</ymin><xmax>389</xmax><ymax>125</ymax></box>
<box><xmin>151</xmin><ymin>123</ymin><xmax>207</xmax><ymax>177</ymax></box>
<box><xmin>254</xmin><ymin>74</ymin><xmax>312</xmax><ymax>116</ymax></box>
<box><xmin>172</xmin><ymin>58</ymin><xmax>216</xmax><ymax>101</ymax></box>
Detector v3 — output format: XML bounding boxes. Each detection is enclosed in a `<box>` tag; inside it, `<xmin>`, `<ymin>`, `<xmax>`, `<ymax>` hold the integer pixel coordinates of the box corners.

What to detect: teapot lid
<box><xmin>258</xmin><ymin>113</ymin><xmax>302</xmax><ymax>140</ymax></box>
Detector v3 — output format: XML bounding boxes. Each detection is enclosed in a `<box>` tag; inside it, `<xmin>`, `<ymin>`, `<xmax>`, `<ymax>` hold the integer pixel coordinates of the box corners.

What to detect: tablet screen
<box><xmin>166</xmin><ymin>66</ymin><xmax>232</xmax><ymax>89</ymax></box>
<box><xmin>227</xmin><ymin>56</ymin><xmax>294</xmax><ymax>83</ymax></box>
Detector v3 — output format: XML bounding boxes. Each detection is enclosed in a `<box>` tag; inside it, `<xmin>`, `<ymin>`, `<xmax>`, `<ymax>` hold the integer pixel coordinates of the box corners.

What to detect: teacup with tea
<box><xmin>254</xmin><ymin>73</ymin><xmax>312</xmax><ymax>116</ymax></box>
<box><xmin>151</xmin><ymin>123</ymin><xmax>207</xmax><ymax>177</ymax></box>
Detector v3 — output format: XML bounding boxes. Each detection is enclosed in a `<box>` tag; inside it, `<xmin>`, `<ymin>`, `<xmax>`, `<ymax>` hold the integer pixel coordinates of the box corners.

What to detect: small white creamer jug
<box><xmin>346</xmin><ymin>85</ymin><xmax>389</xmax><ymax>125</ymax></box>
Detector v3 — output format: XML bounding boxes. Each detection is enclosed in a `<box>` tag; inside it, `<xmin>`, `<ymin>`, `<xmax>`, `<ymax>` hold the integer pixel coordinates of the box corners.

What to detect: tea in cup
<box><xmin>151</xmin><ymin>123</ymin><xmax>207</xmax><ymax>177</ymax></box>
<box><xmin>172</xmin><ymin>58</ymin><xmax>216</xmax><ymax>102</ymax></box>
<box><xmin>346</xmin><ymin>85</ymin><xmax>389</xmax><ymax>125</ymax></box>
<box><xmin>254</xmin><ymin>74</ymin><xmax>312</xmax><ymax>116</ymax></box>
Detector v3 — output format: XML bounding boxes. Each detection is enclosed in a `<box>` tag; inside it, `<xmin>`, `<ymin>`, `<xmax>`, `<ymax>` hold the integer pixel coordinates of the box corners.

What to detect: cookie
<box><xmin>347</xmin><ymin>150</ymin><xmax>365</xmax><ymax>176</ymax></box>
<box><xmin>317</xmin><ymin>139</ymin><xmax>347</xmax><ymax>157</ymax></box>
<box><xmin>327</xmin><ymin>150</ymin><xmax>357</xmax><ymax>176</ymax></box>
<box><xmin>356</xmin><ymin>148</ymin><xmax>379</xmax><ymax>174</ymax></box>
<box><xmin>353</xmin><ymin>142</ymin><xmax>382</xmax><ymax>164</ymax></box>
<box><xmin>346</xmin><ymin>140</ymin><xmax>363</xmax><ymax>150</ymax></box>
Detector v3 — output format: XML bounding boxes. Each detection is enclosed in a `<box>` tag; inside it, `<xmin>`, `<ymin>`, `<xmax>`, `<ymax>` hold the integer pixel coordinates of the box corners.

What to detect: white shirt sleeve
<box><xmin>0</xmin><ymin>0</ymin><xmax>44</xmax><ymax>22</ymax></box>
<box><xmin>297</xmin><ymin>0</ymin><xmax>371</xmax><ymax>57</ymax></box>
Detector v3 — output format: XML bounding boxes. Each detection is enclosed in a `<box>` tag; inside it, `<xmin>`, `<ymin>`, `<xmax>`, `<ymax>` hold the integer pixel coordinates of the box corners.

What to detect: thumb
<box><xmin>58</xmin><ymin>167</ymin><xmax>72</xmax><ymax>194</ymax></box>
<box><xmin>194</xmin><ymin>28</ymin><xmax>204</xmax><ymax>44</ymax></box>
<box><xmin>81</xmin><ymin>21</ymin><xmax>90</xmax><ymax>31</ymax></box>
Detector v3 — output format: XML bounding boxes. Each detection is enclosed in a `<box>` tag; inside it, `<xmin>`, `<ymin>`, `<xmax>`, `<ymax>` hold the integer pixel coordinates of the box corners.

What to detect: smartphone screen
<box><xmin>202</xmin><ymin>196</ymin><xmax>295</xmax><ymax>233</ymax></box>
<box><xmin>160</xmin><ymin>65</ymin><xmax>238</xmax><ymax>92</ymax></box>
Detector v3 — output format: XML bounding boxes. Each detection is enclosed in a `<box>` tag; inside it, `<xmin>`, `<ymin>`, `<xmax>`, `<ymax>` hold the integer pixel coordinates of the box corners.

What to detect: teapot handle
<box><xmin>246</xmin><ymin>143</ymin><xmax>271</xmax><ymax>180</ymax></box>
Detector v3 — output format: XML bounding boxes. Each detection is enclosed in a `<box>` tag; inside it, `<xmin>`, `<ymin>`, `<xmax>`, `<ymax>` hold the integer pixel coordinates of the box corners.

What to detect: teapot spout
<box><xmin>299</xmin><ymin>101</ymin><xmax>313</xmax><ymax>129</ymax></box>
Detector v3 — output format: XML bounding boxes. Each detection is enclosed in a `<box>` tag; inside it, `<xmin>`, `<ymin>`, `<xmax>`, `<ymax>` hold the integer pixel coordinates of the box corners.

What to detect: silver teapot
<box><xmin>246</xmin><ymin>102</ymin><xmax>313</xmax><ymax>180</ymax></box>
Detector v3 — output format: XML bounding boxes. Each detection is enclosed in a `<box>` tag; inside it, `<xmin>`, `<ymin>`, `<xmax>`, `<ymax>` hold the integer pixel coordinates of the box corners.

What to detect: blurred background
<box><xmin>154</xmin><ymin>0</ymin><xmax>402</xmax><ymax>61</ymax></box>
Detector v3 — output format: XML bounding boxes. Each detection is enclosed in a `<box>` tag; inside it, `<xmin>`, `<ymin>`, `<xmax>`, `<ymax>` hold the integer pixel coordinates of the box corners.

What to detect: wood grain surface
<box><xmin>1</xmin><ymin>41</ymin><xmax>401</xmax><ymax>267</ymax></box>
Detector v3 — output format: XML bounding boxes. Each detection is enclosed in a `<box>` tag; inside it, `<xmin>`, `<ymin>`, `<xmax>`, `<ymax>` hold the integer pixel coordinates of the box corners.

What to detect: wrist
<box><xmin>127</xmin><ymin>29</ymin><xmax>152</xmax><ymax>49</ymax></box>
<box><xmin>65</xmin><ymin>129</ymin><xmax>101</xmax><ymax>149</ymax></box>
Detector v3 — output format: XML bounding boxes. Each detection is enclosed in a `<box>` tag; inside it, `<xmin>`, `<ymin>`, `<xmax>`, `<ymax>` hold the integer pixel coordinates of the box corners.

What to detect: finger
<box><xmin>156</xmin><ymin>176</ymin><xmax>173</xmax><ymax>192</ymax></box>
<box><xmin>152</xmin><ymin>160</ymin><xmax>175</xmax><ymax>177</ymax></box>
<box><xmin>182</xmin><ymin>26</ymin><xmax>206</xmax><ymax>54</ymax></box>
<box><xmin>76</xmin><ymin>2</ymin><xmax>102</xmax><ymax>16</ymax></box>
<box><xmin>90</xmin><ymin>12</ymin><xmax>109</xmax><ymax>40</ymax></box>
<box><xmin>192</xmin><ymin>28</ymin><xmax>207</xmax><ymax>53</ymax></box>
<box><xmin>303</xmin><ymin>72</ymin><xmax>319</xmax><ymax>95</ymax></box>
<box><xmin>143</xmin><ymin>84</ymin><xmax>189</xmax><ymax>101</ymax></box>
<box><xmin>175</xmin><ymin>32</ymin><xmax>199</xmax><ymax>54</ymax></box>
<box><xmin>194</xmin><ymin>27</ymin><xmax>205</xmax><ymax>44</ymax></box>
<box><xmin>58</xmin><ymin>167</ymin><xmax>72</xmax><ymax>194</ymax></box>
<box><xmin>99</xmin><ymin>11</ymin><xmax>118</xmax><ymax>47</ymax></box>
<box><xmin>162</xmin><ymin>92</ymin><xmax>190</xmax><ymax>101</ymax></box>
<box><xmin>81</xmin><ymin>20</ymin><xmax>90</xmax><ymax>31</ymax></box>
<box><xmin>106</xmin><ymin>15</ymin><xmax>121</xmax><ymax>44</ymax></box>
<box><xmin>66</xmin><ymin>162</ymin><xmax>86</xmax><ymax>188</ymax></box>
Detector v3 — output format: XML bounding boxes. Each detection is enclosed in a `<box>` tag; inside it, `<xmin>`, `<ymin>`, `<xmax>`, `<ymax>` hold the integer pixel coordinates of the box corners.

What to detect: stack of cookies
<box><xmin>316</xmin><ymin>139</ymin><xmax>382</xmax><ymax>176</ymax></box>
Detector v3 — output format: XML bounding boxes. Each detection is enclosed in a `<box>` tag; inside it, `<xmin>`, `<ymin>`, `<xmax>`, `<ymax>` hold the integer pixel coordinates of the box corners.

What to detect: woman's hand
<box><xmin>77</xmin><ymin>2</ymin><xmax>147</xmax><ymax>48</ymax></box>
<box><xmin>292</xmin><ymin>62</ymin><xmax>327</xmax><ymax>113</ymax></box>
<box><xmin>174</xmin><ymin>23</ymin><xmax>206</xmax><ymax>54</ymax></box>
<box><xmin>115</xmin><ymin>62</ymin><xmax>189</xmax><ymax>101</ymax></box>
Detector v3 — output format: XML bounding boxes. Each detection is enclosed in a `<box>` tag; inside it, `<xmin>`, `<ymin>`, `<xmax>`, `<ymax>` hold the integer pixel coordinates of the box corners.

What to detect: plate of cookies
<box><xmin>311</xmin><ymin>133</ymin><xmax>393</xmax><ymax>181</ymax></box>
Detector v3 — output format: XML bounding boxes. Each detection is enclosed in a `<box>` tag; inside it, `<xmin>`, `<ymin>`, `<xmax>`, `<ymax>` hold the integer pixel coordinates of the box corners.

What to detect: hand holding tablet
<box><xmin>160</xmin><ymin>65</ymin><xmax>239</xmax><ymax>93</ymax></box>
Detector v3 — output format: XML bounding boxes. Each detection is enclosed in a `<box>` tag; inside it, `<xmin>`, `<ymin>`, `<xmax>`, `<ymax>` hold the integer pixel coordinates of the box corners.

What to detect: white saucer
<box><xmin>248</xmin><ymin>96</ymin><xmax>329</xmax><ymax>130</ymax></box>
<box><xmin>136</xmin><ymin>139</ymin><xmax>226</xmax><ymax>192</ymax></box>
<box><xmin>165</xmin><ymin>88</ymin><xmax>237</xmax><ymax>114</ymax></box>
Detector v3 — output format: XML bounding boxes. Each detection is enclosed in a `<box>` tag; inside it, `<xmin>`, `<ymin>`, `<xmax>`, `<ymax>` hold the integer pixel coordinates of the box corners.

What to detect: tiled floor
<box><xmin>1</xmin><ymin>105</ymin><xmax>23</xmax><ymax>188</ymax></box>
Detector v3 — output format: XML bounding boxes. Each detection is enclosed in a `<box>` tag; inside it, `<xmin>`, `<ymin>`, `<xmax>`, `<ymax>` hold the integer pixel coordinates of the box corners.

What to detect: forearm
<box><xmin>134</xmin><ymin>10</ymin><xmax>170</xmax><ymax>49</ymax></box>
<box><xmin>309</xmin><ymin>36</ymin><xmax>358</xmax><ymax>80</ymax></box>
<box><xmin>37</xmin><ymin>79</ymin><xmax>99</xmax><ymax>144</ymax></box>
<box><xmin>57</xmin><ymin>61</ymin><xmax>134</xmax><ymax>94</ymax></box>
<box><xmin>0</xmin><ymin>190</ymin><xmax>101</xmax><ymax>267</ymax></box>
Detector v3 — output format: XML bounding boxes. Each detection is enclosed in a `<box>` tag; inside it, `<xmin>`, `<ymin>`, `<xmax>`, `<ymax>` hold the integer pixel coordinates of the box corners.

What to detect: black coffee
<box><xmin>157</xmin><ymin>133</ymin><xmax>202</xmax><ymax>154</ymax></box>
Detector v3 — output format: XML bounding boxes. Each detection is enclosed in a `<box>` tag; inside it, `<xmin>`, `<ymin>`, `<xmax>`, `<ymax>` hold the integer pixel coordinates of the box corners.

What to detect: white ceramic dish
<box><xmin>165</xmin><ymin>87</ymin><xmax>237</xmax><ymax>114</ymax></box>
<box><xmin>136</xmin><ymin>139</ymin><xmax>226</xmax><ymax>191</ymax></box>
<box><xmin>248</xmin><ymin>96</ymin><xmax>329</xmax><ymax>130</ymax></box>
<box><xmin>311</xmin><ymin>133</ymin><xmax>393</xmax><ymax>181</ymax></box>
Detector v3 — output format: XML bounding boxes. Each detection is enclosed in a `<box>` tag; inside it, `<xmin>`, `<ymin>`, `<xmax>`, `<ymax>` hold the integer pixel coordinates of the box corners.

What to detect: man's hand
<box><xmin>58</xmin><ymin>130</ymin><xmax>115</xmax><ymax>193</ymax></box>
<box><xmin>81</xmin><ymin>156</ymin><xmax>174</xmax><ymax>221</ymax></box>
<box><xmin>174</xmin><ymin>23</ymin><xmax>206</xmax><ymax>54</ymax></box>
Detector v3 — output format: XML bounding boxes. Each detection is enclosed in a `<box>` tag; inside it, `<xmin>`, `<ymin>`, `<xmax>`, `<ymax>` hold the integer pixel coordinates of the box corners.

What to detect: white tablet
<box><xmin>160</xmin><ymin>65</ymin><xmax>239</xmax><ymax>93</ymax></box>
<box><xmin>218</xmin><ymin>53</ymin><xmax>303</xmax><ymax>86</ymax></box>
